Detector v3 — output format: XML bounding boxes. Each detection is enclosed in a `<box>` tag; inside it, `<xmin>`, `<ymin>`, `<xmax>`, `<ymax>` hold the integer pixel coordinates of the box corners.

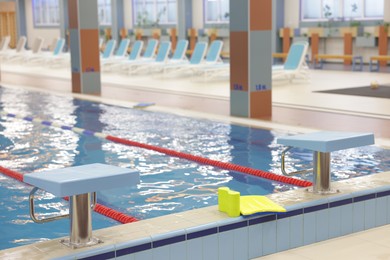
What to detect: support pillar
<box><xmin>311</xmin><ymin>33</ymin><xmax>319</xmax><ymax>64</ymax></box>
<box><xmin>111</xmin><ymin>0</ymin><xmax>124</xmax><ymax>45</ymax></box>
<box><xmin>59</xmin><ymin>0</ymin><xmax>69</xmax><ymax>51</ymax></box>
<box><xmin>230</xmin><ymin>0</ymin><xmax>272</xmax><ymax>118</ymax></box>
<box><xmin>68</xmin><ymin>0</ymin><xmax>101</xmax><ymax>95</ymax></box>
<box><xmin>343</xmin><ymin>33</ymin><xmax>352</xmax><ymax>65</ymax></box>
<box><xmin>177</xmin><ymin>0</ymin><xmax>192</xmax><ymax>41</ymax></box>
<box><xmin>15</xmin><ymin>0</ymin><xmax>27</xmax><ymax>41</ymax></box>
<box><xmin>378</xmin><ymin>26</ymin><xmax>388</xmax><ymax>67</ymax></box>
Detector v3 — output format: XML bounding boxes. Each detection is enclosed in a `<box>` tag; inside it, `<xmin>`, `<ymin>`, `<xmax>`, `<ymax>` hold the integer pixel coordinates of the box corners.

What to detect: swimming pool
<box><xmin>0</xmin><ymin>86</ymin><xmax>389</xmax><ymax>250</ymax></box>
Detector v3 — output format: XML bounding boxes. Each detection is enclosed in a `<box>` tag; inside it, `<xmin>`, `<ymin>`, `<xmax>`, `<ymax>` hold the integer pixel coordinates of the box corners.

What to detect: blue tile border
<box><xmin>248</xmin><ymin>214</ymin><xmax>276</xmax><ymax>226</ymax></box>
<box><xmin>116</xmin><ymin>242</ymin><xmax>152</xmax><ymax>257</ymax></box>
<box><xmin>78</xmin><ymin>251</ymin><xmax>116</xmax><ymax>260</ymax></box>
<box><xmin>377</xmin><ymin>190</ymin><xmax>390</xmax><ymax>198</ymax></box>
<box><xmin>187</xmin><ymin>227</ymin><xmax>218</xmax><ymax>240</ymax></box>
<box><xmin>330</xmin><ymin>198</ymin><xmax>353</xmax><ymax>208</ymax></box>
<box><xmin>219</xmin><ymin>220</ymin><xmax>248</xmax><ymax>232</ymax></box>
<box><xmin>61</xmin><ymin>185</ymin><xmax>390</xmax><ymax>259</ymax></box>
<box><xmin>153</xmin><ymin>234</ymin><xmax>186</xmax><ymax>248</ymax></box>
<box><xmin>277</xmin><ymin>209</ymin><xmax>303</xmax><ymax>219</ymax></box>
<box><xmin>304</xmin><ymin>203</ymin><xmax>329</xmax><ymax>213</ymax></box>
<box><xmin>354</xmin><ymin>193</ymin><xmax>376</xmax><ymax>203</ymax></box>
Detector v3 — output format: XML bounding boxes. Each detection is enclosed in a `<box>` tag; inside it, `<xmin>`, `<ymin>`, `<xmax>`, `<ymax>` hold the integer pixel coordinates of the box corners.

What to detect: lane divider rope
<box><xmin>0</xmin><ymin>165</ymin><xmax>138</xmax><ymax>224</ymax></box>
<box><xmin>0</xmin><ymin>111</ymin><xmax>313</xmax><ymax>187</ymax></box>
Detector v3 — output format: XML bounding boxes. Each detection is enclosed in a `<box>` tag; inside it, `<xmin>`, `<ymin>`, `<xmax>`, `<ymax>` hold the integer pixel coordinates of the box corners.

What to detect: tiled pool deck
<box><xmin>1</xmin><ymin>171</ymin><xmax>390</xmax><ymax>260</ymax></box>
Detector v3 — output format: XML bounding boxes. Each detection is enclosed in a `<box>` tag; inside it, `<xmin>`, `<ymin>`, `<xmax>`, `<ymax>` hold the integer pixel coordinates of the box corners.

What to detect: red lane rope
<box><xmin>106</xmin><ymin>135</ymin><xmax>313</xmax><ymax>187</ymax></box>
<box><xmin>1</xmin><ymin>111</ymin><xmax>312</xmax><ymax>187</ymax></box>
<box><xmin>0</xmin><ymin>166</ymin><xmax>138</xmax><ymax>224</ymax></box>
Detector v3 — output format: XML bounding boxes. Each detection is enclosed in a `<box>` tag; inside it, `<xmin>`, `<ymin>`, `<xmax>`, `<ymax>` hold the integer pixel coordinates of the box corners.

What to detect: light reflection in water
<box><xmin>0</xmin><ymin>86</ymin><xmax>389</xmax><ymax>250</ymax></box>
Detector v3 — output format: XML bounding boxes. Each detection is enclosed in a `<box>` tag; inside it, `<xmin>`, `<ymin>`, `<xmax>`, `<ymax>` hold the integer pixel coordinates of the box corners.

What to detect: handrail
<box><xmin>29</xmin><ymin>187</ymin><xmax>97</xmax><ymax>224</ymax></box>
<box><xmin>281</xmin><ymin>147</ymin><xmax>313</xmax><ymax>176</ymax></box>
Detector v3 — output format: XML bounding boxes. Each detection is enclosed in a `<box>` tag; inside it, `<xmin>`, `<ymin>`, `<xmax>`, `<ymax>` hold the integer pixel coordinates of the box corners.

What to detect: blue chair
<box><xmin>163</xmin><ymin>40</ymin><xmax>225</xmax><ymax>77</ymax></box>
<box><xmin>273</xmin><ymin>41</ymin><xmax>309</xmax><ymax>82</ymax></box>
<box><xmin>114</xmin><ymin>38</ymin><xmax>131</xmax><ymax>58</ymax></box>
<box><xmin>127</xmin><ymin>40</ymin><xmax>144</xmax><ymax>61</ymax></box>
<box><xmin>102</xmin><ymin>40</ymin><xmax>144</xmax><ymax>71</ymax></box>
<box><xmin>101</xmin><ymin>39</ymin><xmax>116</xmax><ymax>59</ymax></box>
<box><xmin>140</xmin><ymin>39</ymin><xmax>159</xmax><ymax>60</ymax></box>
<box><xmin>127</xmin><ymin>41</ymin><xmax>172</xmax><ymax>74</ymax></box>
<box><xmin>170</xmin><ymin>39</ymin><xmax>189</xmax><ymax>62</ymax></box>
<box><xmin>162</xmin><ymin>41</ymin><xmax>209</xmax><ymax>76</ymax></box>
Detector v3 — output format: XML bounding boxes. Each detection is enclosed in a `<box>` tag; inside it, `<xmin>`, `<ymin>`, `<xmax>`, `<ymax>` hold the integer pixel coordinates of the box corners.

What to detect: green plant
<box><xmin>322</xmin><ymin>4</ymin><xmax>336</xmax><ymax>36</ymax></box>
<box><xmin>364</xmin><ymin>32</ymin><xmax>372</xmax><ymax>38</ymax></box>
<box><xmin>136</xmin><ymin>10</ymin><xmax>150</xmax><ymax>27</ymax></box>
<box><xmin>323</xmin><ymin>4</ymin><xmax>332</xmax><ymax>19</ymax></box>
<box><xmin>349</xmin><ymin>20</ymin><xmax>361</xmax><ymax>27</ymax></box>
<box><xmin>152</xmin><ymin>7</ymin><xmax>166</xmax><ymax>27</ymax></box>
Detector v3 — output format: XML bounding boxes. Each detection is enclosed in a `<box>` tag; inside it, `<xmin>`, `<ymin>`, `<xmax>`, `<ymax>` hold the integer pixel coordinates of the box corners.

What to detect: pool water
<box><xmin>0</xmin><ymin>86</ymin><xmax>389</xmax><ymax>250</ymax></box>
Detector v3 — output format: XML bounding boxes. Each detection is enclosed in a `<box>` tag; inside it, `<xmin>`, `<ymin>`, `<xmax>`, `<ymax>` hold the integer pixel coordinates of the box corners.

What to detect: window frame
<box><xmin>204</xmin><ymin>0</ymin><xmax>229</xmax><ymax>25</ymax></box>
<box><xmin>98</xmin><ymin>0</ymin><xmax>112</xmax><ymax>26</ymax></box>
<box><xmin>300</xmin><ymin>0</ymin><xmax>384</xmax><ymax>22</ymax></box>
<box><xmin>32</xmin><ymin>0</ymin><xmax>60</xmax><ymax>28</ymax></box>
<box><xmin>132</xmin><ymin>0</ymin><xmax>177</xmax><ymax>27</ymax></box>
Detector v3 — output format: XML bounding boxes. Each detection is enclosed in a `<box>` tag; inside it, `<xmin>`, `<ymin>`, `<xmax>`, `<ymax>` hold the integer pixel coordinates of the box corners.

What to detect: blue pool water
<box><xmin>0</xmin><ymin>86</ymin><xmax>389</xmax><ymax>250</ymax></box>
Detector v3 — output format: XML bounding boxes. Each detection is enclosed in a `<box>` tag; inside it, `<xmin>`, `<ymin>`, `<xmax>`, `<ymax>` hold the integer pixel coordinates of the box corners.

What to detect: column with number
<box><xmin>230</xmin><ymin>0</ymin><xmax>272</xmax><ymax>118</ymax></box>
<box><xmin>68</xmin><ymin>0</ymin><xmax>101</xmax><ymax>95</ymax></box>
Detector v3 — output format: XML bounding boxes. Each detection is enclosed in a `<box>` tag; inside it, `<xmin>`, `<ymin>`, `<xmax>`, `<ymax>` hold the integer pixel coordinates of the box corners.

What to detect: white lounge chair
<box><xmin>25</xmin><ymin>38</ymin><xmax>66</xmax><ymax>65</ymax></box>
<box><xmin>114</xmin><ymin>39</ymin><xmax>158</xmax><ymax>73</ymax></box>
<box><xmin>161</xmin><ymin>41</ymin><xmax>208</xmax><ymax>75</ymax></box>
<box><xmin>163</xmin><ymin>40</ymin><xmax>223</xmax><ymax>76</ymax></box>
<box><xmin>6</xmin><ymin>37</ymin><xmax>44</xmax><ymax>63</ymax></box>
<box><xmin>146</xmin><ymin>39</ymin><xmax>189</xmax><ymax>73</ymax></box>
<box><xmin>100</xmin><ymin>38</ymin><xmax>131</xmax><ymax>68</ymax></box>
<box><xmin>0</xmin><ymin>36</ymin><xmax>26</xmax><ymax>60</ymax></box>
<box><xmin>0</xmin><ymin>36</ymin><xmax>11</xmax><ymax>52</ymax></box>
<box><xmin>101</xmin><ymin>39</ymin><xmax>117</xmax><ymax>60</ymax></box>
<box><xmin>102</xmin><ymin>40</ymin><xmax>144</xmax><ymax>71</ymax></box>
<box><xmin>126</xmin><ymin>41</ymin><xmax>172</xmax><ymax>74</ymax></box>
<box><xmin>272</xmin><ymin>41</ymin><xmax>309</xmax><ymax>82</ymax></box>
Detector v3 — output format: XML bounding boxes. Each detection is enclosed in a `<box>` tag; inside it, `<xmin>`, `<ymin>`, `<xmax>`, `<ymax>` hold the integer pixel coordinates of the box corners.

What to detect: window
<box><xmin>301</xmin><ymin>0</ymin><xmax>384</xmax><ymax>21</ymax></box>
<box><xmin>98</xmin><ymin>0</ymin><xmax>112</xmax><ymax>26</ymax></box>
<box><xmin>133</xmin><ymin>0</ymin><xmax>177</xmax><ymax>27</ymax></box>
<box><xmin>33</xmin><ymin>0</ymin><xmax>112</xmax><ymax>27</ymax></box>
<box><xmin>33</xmin><ymin>0</ymin><xmax>60</xmax><ymax>27</ymax></box>
<box><xmin>204</xmin><ymin>0</ymin><xmax>229</xmax><ymax>24</ymax></box>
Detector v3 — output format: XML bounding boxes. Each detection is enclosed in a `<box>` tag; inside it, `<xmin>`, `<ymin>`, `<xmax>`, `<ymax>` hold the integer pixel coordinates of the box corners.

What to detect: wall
<box><xmin>123</xmin><ymin>0</ymin><xmax>133</xmax><ymax>30</ymax></box>
<box><xmin>192</xmin><ymin>0</ymin><xmax>203</xmax><ymax>29</ymax></box>
<box><xmin>284</xmin><ymin>0</ymin><xmax>300</xmax><ymax>28</ymax></box>
<box><xmin>0</xmin><ymin>1</ymin><xmax>14</xmax><ymax>11</ymax></box>
<box><xmin>24</xmin><ymin>0</ymin><xmax>60</xmax><ymax>49</ymax></box>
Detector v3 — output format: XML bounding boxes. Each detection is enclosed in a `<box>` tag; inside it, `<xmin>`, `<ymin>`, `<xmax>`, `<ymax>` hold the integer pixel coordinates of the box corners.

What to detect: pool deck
<box><xmin>1</xmin><ymin>171</ymin><xmax>390</xmax><ymax>259</ymax></box>
<box><xmin>0</xmin><ymin>62</ymin><xmax>390</xmax><ymax>259</ymax></box>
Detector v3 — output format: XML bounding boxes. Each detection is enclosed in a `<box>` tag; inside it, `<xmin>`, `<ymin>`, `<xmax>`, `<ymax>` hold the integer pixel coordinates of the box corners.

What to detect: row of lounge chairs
<box><xmin>1</xmin><ymin>36</ymin><xmax>310</xmax><ymax>82</ymax></box>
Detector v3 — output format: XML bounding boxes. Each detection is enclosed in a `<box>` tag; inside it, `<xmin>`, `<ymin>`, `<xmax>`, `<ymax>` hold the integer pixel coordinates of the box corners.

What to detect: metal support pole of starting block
<box><xmin>312</xmin><ymin>151</ymin><xmax>332</xmax><ymax>193</ymax></box>
<box><xmin>65</xmin><ymin>193</ymin><xmax>99</xmax><ymax>247</ymax></box>
<box><xmin>25</xmin><ymin>163</ymin><xmax>140</xmax><ymax>249</ymax></box>
<box><xmin>278</xmin><ymin>131</ymin><xmax>375</xmax><ymax>194</ymax></box>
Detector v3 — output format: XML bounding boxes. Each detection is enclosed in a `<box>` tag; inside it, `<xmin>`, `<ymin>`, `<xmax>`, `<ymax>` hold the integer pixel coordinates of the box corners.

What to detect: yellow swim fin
<box><xmin>218</xmin><ymin>187</ymin><xmax>286</xmax><ymax>217</ymax></box>
<box><xmin>240</xmin><ymin>195</ymin><xmax>286</xmax><ymax>215</ymax></box>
